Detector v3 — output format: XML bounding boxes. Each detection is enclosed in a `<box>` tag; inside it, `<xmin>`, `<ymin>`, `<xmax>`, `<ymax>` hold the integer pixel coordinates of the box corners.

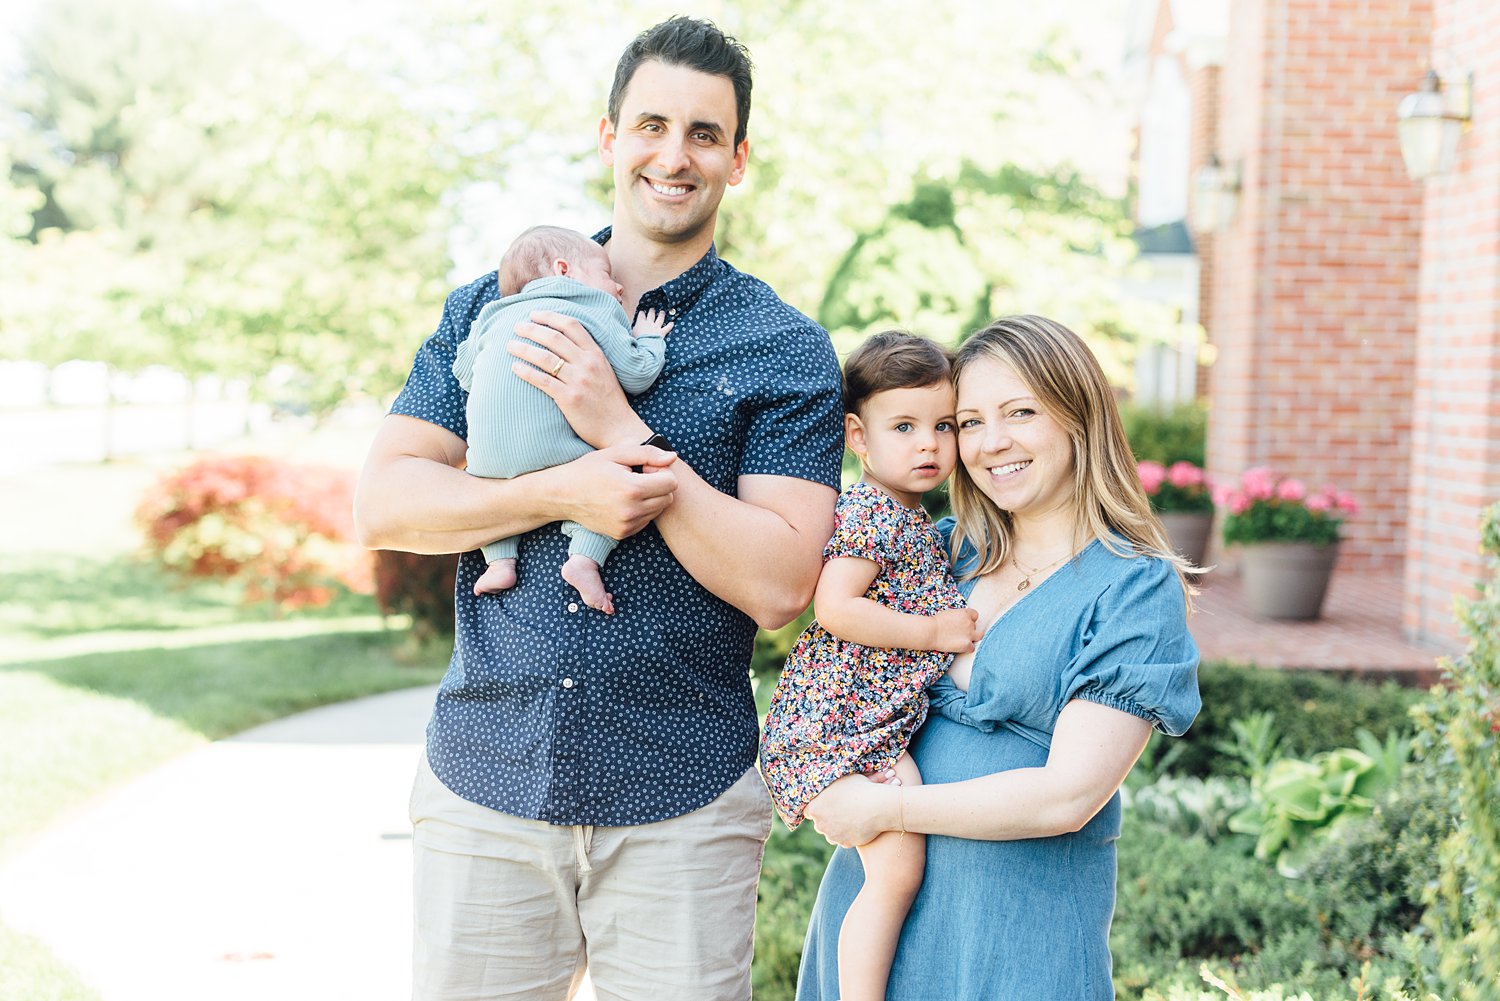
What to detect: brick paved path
<box><xmin>1189</xmin><ymin>568</ymin><xmax>1454</xmax><ymax>686</ymax></box>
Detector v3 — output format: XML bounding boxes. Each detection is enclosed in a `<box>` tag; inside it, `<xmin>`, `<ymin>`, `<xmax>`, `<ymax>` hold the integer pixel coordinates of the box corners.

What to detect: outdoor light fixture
<box><xmin>1397</xmin><ymin>69</ymin><xmax>1473</xmax><ymax>180</ymax></box>
<box><xmin>1192</xmin><ymin>154</ymin><xmax>1241</xmax><ymax>232</ymax></box>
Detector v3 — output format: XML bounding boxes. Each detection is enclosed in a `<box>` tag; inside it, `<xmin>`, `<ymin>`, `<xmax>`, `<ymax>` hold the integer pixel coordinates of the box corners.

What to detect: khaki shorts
<box><xmin>409</xmin><ymin>755</ymin><xmax>773</xmax><ymax>1001</ymax></box>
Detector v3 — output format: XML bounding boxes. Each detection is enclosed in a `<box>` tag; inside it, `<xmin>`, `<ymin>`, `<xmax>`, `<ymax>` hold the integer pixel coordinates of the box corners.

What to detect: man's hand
<box><xmin>508</xmin><ymin>309</ymin><xmax>650</xmax><ymax>449</ymax></box>
<box><xmin>563</xmin><ymin>444</ymin><xmax>679</xmax><ymax>540</ymax></box>
<box><xmin>354</xmin><ymin>414</ymin><xmax>676</xmax><ymax>554</ymax></box>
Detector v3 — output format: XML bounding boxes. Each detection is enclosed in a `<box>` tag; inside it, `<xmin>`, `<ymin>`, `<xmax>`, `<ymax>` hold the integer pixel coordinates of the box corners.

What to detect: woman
<box><xmin>796</xmin><ymin>315</ymin><xmax>1201</xmax><ymax>1000</ymax></box>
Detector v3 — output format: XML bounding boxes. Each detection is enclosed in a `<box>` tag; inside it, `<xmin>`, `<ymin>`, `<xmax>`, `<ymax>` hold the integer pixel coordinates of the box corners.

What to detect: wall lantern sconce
<box><xmin>1192</xmin><ymin>154</ymin><xmax>1241</xmax><ymax>232</ymax></box>
<box><xmin>1397</xmin><ymin>69</ymin><xmax>1473</xmax><ymax>180</ymax></box>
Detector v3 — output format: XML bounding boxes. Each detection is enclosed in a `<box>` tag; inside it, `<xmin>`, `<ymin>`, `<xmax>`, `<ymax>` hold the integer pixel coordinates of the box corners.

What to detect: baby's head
<box><xmin>498</xmin><ymin>225</ymin><xmax>624</xmax><ymax>304</ymax></box>
<box><xmin>842</xmin><ymin>330</ymin><xmax>957</xmax><ymax>506</ymax></box>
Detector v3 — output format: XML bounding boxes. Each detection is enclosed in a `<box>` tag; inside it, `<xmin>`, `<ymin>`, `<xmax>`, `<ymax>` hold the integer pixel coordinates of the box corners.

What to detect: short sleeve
<box><xmin>389</xmin><ymin>272</ymin><xmax>500</xmax><ymax>440</ymax></box>
<box><xmin>738</xmin><ymin>315</ymin><xmax>844</xmax><ymax>490</ymax></box>
<box><xmin>1061</xmin><ymin>556</ymin><xmax>1201</xmax><ymax>736</ymax></box>
<box><xmin>823</xmin><ymin>486</ymin><xmax>895</xmax><ymax>568</ymax></box>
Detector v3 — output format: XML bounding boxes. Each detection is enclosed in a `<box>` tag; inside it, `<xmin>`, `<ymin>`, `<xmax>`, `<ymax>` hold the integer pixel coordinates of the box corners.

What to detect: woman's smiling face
<box><xmin>955</xmin><ymin>355</ymin><xmax>1077</xmax><ymax>521</ymax></box>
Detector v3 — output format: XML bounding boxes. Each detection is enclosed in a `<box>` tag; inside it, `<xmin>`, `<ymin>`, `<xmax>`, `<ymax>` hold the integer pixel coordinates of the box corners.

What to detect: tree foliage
<box><xmin>1</xmin><ymin>0</ymin><xmax>459</xmax><ymax>414</ymax></box>
<box><xmin>415</xmin><ymin>0</ymin><xmax>1164</xmax><ymax>376</ymax></box>
<box><xmin>2</xmin><ymin>0</ymin><xmax>1165</xmax><ymax>411</ymax></box>
<box><xmin>1411</xmin><ymin>503</ymin><xmax>1500</xmax><ymax>1000</ymax></box>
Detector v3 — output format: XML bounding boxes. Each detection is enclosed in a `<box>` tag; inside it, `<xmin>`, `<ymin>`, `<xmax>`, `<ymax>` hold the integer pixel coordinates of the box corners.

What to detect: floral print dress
<box><xmin>759</xmin><ymin>481</ymin><xmax>968</xmax><ymax>828</ymax></box>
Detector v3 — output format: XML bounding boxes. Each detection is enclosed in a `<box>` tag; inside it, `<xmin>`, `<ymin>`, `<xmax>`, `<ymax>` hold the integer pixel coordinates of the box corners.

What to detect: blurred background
<box><xmin>0</xmin><ymin>0</ymin><xmax>1175</xmax><ymax>471</ymax></box>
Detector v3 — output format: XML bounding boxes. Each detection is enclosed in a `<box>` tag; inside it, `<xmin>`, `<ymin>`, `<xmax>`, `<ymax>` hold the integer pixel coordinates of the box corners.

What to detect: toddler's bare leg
<box><xmin>561</xmin><ymin>554</ymin><xmax>614</xmax><ymax>615</ymax></box>
<box><xmin>837</xmin><ymin>753</ymin><xmax>924</xmax><ymax>1001</ymax></box>
<box><xmin>473</xmin><ymin>557</ymin><xmax>518</xmax><ymax>596</ymax></box>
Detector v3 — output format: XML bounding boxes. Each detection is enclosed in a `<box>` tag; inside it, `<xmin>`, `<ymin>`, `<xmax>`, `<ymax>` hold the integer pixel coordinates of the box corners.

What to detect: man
<box><xmin>354</xmin><ymin>16</ymin><xmax>843</xmax><ymax>1001</ymax></box>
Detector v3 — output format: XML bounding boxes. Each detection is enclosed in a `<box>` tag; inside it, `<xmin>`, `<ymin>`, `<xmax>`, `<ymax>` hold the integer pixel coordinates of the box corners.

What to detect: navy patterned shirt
<box><xmin>390</xmin><ymin>231</ymin><xmax>844</xmax><ymax>825</ymax></box>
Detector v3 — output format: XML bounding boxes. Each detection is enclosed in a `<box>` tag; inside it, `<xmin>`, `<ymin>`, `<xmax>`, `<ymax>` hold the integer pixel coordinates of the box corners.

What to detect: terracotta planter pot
<box><xmin>1160</xmin><ymin>512</ymin><xmax>1214</xmax><ymax>568</ymax></box>
<box><xmin>1240</xmin><ymin>541</ymin><xmax>1339</xmax><ymax>620</ymax></box>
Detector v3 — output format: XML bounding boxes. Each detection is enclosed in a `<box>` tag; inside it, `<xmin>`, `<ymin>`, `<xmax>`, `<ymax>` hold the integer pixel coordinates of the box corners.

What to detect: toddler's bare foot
<box><xmin>474</xmin><ymin>558</ymin><xmax>517</xmax><ymax>596</ymax></box>
<box><xmin>562</xmin><ymin>554</ymin><xmax>614</xmax><ymax>614</ymax></box>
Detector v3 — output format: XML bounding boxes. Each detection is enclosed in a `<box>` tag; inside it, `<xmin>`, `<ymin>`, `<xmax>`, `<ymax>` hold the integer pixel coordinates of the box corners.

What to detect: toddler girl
<box><xmin>760</xmin><ymin>329</ymin><xmax>979</xmax><ymax>1001</ymax></box>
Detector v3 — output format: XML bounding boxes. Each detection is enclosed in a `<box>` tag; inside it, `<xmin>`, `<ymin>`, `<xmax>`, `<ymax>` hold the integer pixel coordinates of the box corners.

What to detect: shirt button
<box><xmin>567</xmin><ymin>602</ymin><xmax>579</xmax><ymax>613</ymax></box>
<box><xmin>668</xmin><ymin>308</ymin><xmax>677</xmax><ymax>316</ymax></box>
<box><xmin>562</xmin><ymin>678</ymin><xmax>575</xmax><ymax>689</ymax></box>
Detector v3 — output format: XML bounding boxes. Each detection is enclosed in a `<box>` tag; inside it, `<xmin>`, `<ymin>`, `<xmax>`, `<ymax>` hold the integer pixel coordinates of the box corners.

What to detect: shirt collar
<box><xmin>592</xmin><ymin>226</ymin><xmax>723</xmax><ymax>316</ymax></box>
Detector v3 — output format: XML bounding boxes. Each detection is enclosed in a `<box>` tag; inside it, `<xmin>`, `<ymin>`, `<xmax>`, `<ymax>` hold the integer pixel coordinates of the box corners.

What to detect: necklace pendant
<box><xmin>1017</xmin><ymin>577</ymin><xmax>1032</xmax><ymax>592</ymax></box>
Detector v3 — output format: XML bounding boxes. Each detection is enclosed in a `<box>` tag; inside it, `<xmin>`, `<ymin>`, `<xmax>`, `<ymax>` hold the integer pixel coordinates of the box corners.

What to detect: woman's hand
<box><xmin>804</xmin><ymin>773</ymin><xmax>900</xmax><ymax>848</ymax></box>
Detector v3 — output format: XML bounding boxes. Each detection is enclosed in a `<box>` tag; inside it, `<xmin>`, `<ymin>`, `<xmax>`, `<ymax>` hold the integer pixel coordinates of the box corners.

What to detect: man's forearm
<box><xmin>654</xmin><ymin>465</ymin><xmax>836</xmax><ymax>630</ymax></box>
<box><xmin>354</xmin><ymin>418</ymin><xmax>564</xmax><ymax>554</ymax></box>
<box><xmin>354</xmin><ymin>415</ymin><xmax>679</xmax><ymax>556</ymax></box>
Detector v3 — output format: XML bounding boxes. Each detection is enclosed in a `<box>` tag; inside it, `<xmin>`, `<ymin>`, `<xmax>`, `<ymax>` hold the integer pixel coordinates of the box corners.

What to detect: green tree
<box><xmin>415</xmin><ymin>0</ymin><xmax>1157</xmax><ymax>364</ymax></box>
<box><xmin>0</xmin><ymin>0</ymin><xmax>459</xmax><ymax>414</ymax></box>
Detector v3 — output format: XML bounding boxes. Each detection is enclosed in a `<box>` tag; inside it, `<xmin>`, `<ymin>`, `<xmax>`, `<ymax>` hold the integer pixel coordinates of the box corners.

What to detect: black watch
<box><xmin>633</xmin><ymin>432</ymin><xmax>672</xmax><ymax>473</ymax></box>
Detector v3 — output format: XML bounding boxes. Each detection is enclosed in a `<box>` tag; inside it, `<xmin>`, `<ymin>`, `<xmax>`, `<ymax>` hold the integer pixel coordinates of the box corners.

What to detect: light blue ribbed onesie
<box><xmin>452</xmin><ymin>275</ymin><xmax>667</xmax><ymax>567</ymax></box>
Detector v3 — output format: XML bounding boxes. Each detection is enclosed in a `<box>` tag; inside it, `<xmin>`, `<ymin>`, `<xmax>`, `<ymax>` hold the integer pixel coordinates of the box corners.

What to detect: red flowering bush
<box><xmin>1215</xmin><ymin>466</ymin><xmax>1358</xmax><ymax>546</ymax></box>
<box><xmin>135</xmin><ymin>455</ymin><xmax>373</xmax><ymax>609</ymax></box>
<box><xmin>1137</xmin><ymin>460</ymin><xmax>1214</xmax><ymax>514</ymax></box>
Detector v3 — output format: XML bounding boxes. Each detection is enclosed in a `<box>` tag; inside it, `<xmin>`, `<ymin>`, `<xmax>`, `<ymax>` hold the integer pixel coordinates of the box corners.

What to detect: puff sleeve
<box><xmin>1061</xmin><ymin>556</ymin><xmax>1201</xmax><ymax>736</ymax></box>
<box><xmin>823</xmin><ymin>485</ymin><xmax>896</xmax><ymax>568</ymax></box>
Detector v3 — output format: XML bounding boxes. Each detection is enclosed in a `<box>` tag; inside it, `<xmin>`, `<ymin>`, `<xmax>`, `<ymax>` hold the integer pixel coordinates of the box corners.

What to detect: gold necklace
<box><xmin>1010</xmin><ymin>549</ymin><xmax>1076</xmax><ymax>592</ymax></box>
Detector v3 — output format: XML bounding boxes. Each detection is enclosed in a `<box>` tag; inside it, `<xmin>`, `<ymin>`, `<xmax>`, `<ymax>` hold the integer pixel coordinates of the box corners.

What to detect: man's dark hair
<box><xmin>842</xmin><ymin>330</ymin><xmax>954</xmax><ymax>417</ymax></box>
<box><xmin>608</xmin><ymin>16</ymin><xmax>753</xmax><ymax>148</ymax></box>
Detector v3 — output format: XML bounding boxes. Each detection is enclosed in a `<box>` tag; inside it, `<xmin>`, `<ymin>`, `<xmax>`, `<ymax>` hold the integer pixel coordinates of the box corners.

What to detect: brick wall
<box><xmin>1188</xmin><ymin>61</ymin><xmax>1220</xmax><ymax>398</ymax></box>
<box><xmin>1205</xmin><ymin>0</ymin><xmax>1430</xmax><ymax>572</ymax></box>
<box><xmin>1404</xmin><ymin>0</ymin><xmax>1500</xmax><ymax>646</ymax></box>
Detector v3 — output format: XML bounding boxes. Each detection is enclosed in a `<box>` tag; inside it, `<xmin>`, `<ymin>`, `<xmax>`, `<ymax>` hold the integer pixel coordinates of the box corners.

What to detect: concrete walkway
<box><xmin>0</xmin><ymin>686</ymin><xmax>437</xmax><ymax>1001</ymax></box>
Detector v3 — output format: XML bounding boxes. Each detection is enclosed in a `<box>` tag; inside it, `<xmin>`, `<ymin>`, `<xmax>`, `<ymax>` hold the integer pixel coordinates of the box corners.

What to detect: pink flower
<box><xmin>1212</xmin><ymin>484</ymin><xmax>1238</xmax><ymax>508</ymax></box>
<box><xmin>1335</xmin><ymin>491</ymin><xmax>1360</xmax><ymax>516</ymax></box>
<box><xmin>1276</xmin><ymin>478</ymin><xmax>1307</xmax><ymax>502</ymax></box>
<box><xmin>1305</xmin><ymin>494</ymin><xmax>1333</xmax><ymax>512</ymax></box>
<box><xmin>1137</xmin><ymin>460</ymin><xmax>1167</xmax><ymax>494</ymax></box>
<box><xmin>1242</xmin><ymin>466</ymin><xmax>1278</xmax><ymax>501</ymax></box>
<box><xmin>1230</xmin><ymin>495</ymin><xmax>1251</xmax><ymax>515</ymax></box>
<box><xmin>1167</xmin><ymin>461</ymin><xmax>1205</xmax><ymax>489</ymax></box>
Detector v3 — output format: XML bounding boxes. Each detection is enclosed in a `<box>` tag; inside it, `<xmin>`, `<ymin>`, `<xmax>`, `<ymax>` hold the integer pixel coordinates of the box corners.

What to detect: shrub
<box><xmin>1113</xmin><ymin>816</ymin><xmax>1309</xmax><ymax>996</ymax></box>
<box><xmin>1120</xmin><ymin>400</ymin><xmax>1208</xmax><ymax>466</ymax></box>
<box><xmin>373</xmin><ymin>550</ymin><xmax>457</xmax><ymax>645</ymax></box>
<box><xmin>1116</xmin><ymin>771</ymin><xmax>1441</xmax><ymax>1001</ymax></box>
<box><xmin>754</xmin><ymin>821</ymin><xmax>834</xmax><ymax>1001</ymax></box>
<box><xmin>135</xmin><ymin>455</ymin><xmax>371</xmax><ymax>609</ymax></box>
<box><xmin>1123</xmin><ymin>773</ymin><xmax>1250</xmax><ymax>843</ymax></box>
<box><xmin>1410</xmin><ymin>501</ymin><xmax>1500</xmax><ymax>1000</ymax></box>
<box><xmin>1170</xmin><ymin>663</ymin><xmax>1424</xmax><ymax>779</ymax></box>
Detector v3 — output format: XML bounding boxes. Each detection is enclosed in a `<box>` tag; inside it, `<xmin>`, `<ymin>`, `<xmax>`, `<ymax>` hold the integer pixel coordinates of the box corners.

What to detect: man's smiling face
<box><xmin>599</xmin><ymin>59</ymin><xmax>749</xmax><ymax>248</ymax></box>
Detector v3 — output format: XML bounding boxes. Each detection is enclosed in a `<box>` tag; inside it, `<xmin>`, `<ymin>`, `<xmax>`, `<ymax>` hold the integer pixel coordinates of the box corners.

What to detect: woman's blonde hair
<box><xmin>948</xmin><ymin>314</ymin><xmax>1199</xmax><ymax>606</ymax></box>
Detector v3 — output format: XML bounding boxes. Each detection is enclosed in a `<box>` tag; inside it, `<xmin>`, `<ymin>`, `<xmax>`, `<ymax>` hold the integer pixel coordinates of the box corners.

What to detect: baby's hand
<box><xmin>633</xmin><ymin>308</ymin><xmax>674</xmax><ymax>338</ymax></box>
<box><xmin>927</xmin><ymin>607</ymin><xmax>981</xmax><ymax>653</ymax></box>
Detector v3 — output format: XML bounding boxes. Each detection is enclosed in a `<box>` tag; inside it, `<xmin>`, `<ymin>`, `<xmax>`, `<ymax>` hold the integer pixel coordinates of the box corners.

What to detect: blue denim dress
<box><xmin>795</xmin><ymin>526</ymin><xmax>1201</xmax><ymax>1000</ymax></box>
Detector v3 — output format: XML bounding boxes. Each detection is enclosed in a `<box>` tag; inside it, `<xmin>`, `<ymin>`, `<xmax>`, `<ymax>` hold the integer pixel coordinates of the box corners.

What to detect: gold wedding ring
<box><xmin>548</xmin><ymin>356</ymin><xmax>565</xmax><ymax>378</ymax></box>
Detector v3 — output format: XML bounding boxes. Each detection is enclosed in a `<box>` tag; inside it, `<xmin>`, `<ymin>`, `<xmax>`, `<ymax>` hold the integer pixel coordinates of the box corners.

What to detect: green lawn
<box><xmin>0</xmin><ymin>452</ymin><xmax>446</xmax><ymax>999</ymax></box>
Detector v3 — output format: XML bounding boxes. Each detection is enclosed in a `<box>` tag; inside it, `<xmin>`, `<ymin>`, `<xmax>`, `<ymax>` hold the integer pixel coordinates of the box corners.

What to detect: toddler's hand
<box><xmin>928</xmin><ymin>607</ymin><xmax>981</xmax><ymax>653</ymax></box>
<box><xmin>633</xmin><ymin>308</ymin><xmax>674</xmax><ymax>338</ymax></box>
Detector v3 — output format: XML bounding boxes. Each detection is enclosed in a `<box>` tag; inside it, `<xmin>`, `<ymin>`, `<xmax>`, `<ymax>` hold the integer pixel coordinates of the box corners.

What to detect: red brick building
<box><xmin>1129</xmin><ymin>0</ymin><xmax>1500</xmax><ymax>649</ymax></box>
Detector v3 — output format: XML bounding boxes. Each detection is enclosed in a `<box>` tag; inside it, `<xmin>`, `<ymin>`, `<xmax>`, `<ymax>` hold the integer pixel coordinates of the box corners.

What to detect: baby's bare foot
<box><xmin>561</xmin><ymin>554</ymin><xmax>614</xmax><ymax>614</ymax></box>
<box><xmin>474</xmin><ymin>558</ymin><xmax>518</xmax><ymax>596</ymax></box>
